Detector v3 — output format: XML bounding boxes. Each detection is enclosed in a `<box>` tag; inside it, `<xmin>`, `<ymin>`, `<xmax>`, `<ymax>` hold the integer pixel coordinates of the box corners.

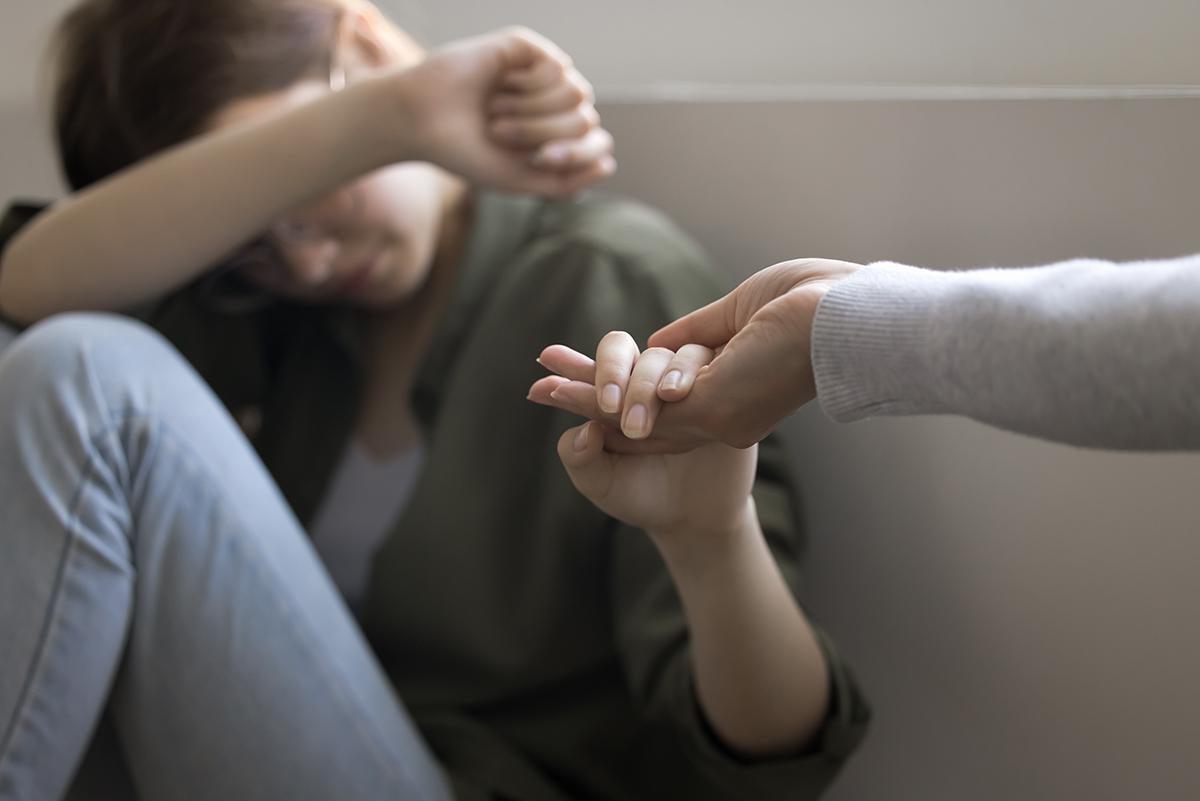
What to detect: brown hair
<box><xmin>53</xmin><ymin>0</ymin><xmax>346</xmax><ymax>190</ymax></box>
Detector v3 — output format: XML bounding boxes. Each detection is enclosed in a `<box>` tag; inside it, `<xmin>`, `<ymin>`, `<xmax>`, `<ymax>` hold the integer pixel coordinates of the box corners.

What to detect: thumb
<box><xmin>556</xmin><ymin>422</ymin><xmax>617</xmax><ymax>501</ymax></box>
<box><xmin>648</xmin><ymin>292</ymin><xmax>738</xmax><ymax>351</ymax></box>
<box><xmin>668</xmin><ymin>301</ymin><xmax>816</xmax><ymax>449</ymax></box>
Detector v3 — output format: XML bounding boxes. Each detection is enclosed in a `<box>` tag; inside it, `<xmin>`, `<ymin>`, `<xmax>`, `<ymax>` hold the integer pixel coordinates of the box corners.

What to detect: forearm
<box><xmin>653</xmin><ymin>500</ymin><xmax>831</xmax><ymax>758</ymax></box>
<box><xmin>0</xmin><ymin>80</ymin><xmax>396</xmax><ymax>324</ymax></box>
<box><xmin>812</xmin><ymin>255</ymin><xmax>1200</xmax><ymax>449</ymax></box>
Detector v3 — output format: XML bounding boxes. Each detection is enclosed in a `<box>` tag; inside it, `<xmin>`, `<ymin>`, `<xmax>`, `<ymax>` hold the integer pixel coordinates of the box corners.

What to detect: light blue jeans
<box><xmin>0</xmin><ymin>314</ymin><xmax>452</xmax><ymax>801</ymax></box>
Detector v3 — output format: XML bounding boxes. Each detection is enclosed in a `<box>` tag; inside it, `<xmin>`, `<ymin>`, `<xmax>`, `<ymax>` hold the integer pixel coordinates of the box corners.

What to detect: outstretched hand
<box><xmin>530</xmin><ymin>259</ymin><xmax>863</xmax><ymax>450</ymax></box>
<box><xmin>537</xmin><ymin>341</ymin><xmax>757</xmax><ymax>544</ymax></box>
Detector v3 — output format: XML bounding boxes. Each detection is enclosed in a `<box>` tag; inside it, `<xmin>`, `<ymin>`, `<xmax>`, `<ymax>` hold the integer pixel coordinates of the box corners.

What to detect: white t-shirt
<box><xmin>307</xmin><ymin>438</ymin><xmax>425</xmax><ymax>614</ymax></box>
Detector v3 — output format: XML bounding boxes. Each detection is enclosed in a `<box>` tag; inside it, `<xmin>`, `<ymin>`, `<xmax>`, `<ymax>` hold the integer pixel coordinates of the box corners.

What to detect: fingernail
<box><xmin>600</xmin><ymin>383</ymin><xmax>621</xmax><ymax>413</ymax></box>
<box><xmin>625</xmin><ymin>404</ymin><xmax>647</xmax><ymax>438</ymax></box>
<box><xmin>661</xmin><ymin>370</ymin><xmax>682</xmax><ymax>392</ymax></box>
<box><xmin>573</xmin><ymin>424</ymin><xmax>590</xmax><ymax>450</ymax></box>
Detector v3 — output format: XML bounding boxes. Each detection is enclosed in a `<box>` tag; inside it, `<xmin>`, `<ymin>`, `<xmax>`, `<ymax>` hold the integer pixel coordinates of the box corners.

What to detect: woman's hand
<box><xmin>538</xmin><ymin>338</ymin><xmax>757</xmax><ymax>545</ymax></box>
<box><xmin>529</xmin><ymin>338</ymin><xmax>716</xmax><ymax>454</ymax></box>
<box><xmin>558</xmin><ymin>418</ymin><xmax>757</xmax><ymax>547</ymax></box>
<box><xmin>535</xmin><ymin>338</ymin><xmax>834</xmax><ymax>757</ymax></box>
<box><xmin>382</xmin><ymin>26</ymin><xmax>614</xmax><ymax>196</ymax></box>
<box><xmin>530</xmin><ymin>260</ymin><xmax>864</xmax><ymax>451</ymax></box>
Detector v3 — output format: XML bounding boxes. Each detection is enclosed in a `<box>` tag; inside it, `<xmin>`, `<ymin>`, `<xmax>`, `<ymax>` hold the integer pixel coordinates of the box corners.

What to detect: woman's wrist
<box><xmin>337</xmin><ymin>73</ymin><xmax>419</xmax><ymax>171</ymax></box>
<box><xmin>653</xmin><ymin>498</ymin><xmax>832</xmax><ymax>755</ymax></box>
<box><xmin>650</xmin><ymin>497</ymin><xmax>762</xmax><ymax>576</ymax></box>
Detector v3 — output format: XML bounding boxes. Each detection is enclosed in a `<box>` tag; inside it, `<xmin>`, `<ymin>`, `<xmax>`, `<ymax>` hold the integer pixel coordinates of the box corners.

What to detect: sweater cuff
<box><xmin>811</xmin><ymin>262</ymin><xmax>957</xmax><ymax>422</ymax></box>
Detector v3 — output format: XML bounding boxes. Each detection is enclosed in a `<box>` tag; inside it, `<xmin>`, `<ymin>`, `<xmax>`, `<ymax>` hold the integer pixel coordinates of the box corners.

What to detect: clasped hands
<box><xmin>528</xmin><ymin>258</ymin><xmax>862</xmax><ymax>453</ymax></box>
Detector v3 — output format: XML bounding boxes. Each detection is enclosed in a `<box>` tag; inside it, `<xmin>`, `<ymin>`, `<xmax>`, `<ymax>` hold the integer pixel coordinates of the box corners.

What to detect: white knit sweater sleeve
<box><xmin>811</xmin><ymin>255</ymin><xmax>1200</xmax><ymax>450</ymax></box>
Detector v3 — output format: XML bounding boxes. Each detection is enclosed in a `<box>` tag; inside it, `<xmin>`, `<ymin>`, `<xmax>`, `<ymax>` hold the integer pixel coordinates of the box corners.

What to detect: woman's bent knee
<box><xmin>0</xmin><ymin>312</ymin><xmax>203</xmax><ymax>420</ymax></box>
<box><xmin>2</xmin><ymin>313</ymin><xmax>173</xmax><ymax>381</ymax></box>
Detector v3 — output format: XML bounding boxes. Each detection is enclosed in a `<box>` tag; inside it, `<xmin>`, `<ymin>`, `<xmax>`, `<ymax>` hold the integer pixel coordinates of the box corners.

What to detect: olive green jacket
<box><xmin>1</xmin><ymin>194</ymin><xmax>869</xmax><ymax>801</ymax></box>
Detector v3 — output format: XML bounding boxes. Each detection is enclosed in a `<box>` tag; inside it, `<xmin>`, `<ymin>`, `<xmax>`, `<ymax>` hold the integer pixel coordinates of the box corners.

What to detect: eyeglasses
<box><xmin>202</xmin><ymin>9</ymin><xmax>361</xmax><ymax>312</ymax></box>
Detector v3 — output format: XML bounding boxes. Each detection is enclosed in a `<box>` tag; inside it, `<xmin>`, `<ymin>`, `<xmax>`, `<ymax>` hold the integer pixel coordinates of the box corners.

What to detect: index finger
<box><xmin>594</xmin><ymin>331</ymin><xmax>638</xmax><ymax>414</ymax></box>
<box><xmin>537</xmin><ymin>344</ymin><xmax>596</xmax><ymax>383</ymax></box>
<box><xmin>657</xmin><ymin>343</ymin><xmax>715</xmax><ymax>401</ymax></box>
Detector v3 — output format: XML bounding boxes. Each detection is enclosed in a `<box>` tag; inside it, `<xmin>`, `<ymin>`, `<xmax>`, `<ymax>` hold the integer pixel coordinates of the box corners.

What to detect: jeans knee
<box><xmin>0</xmin><ymin>313</ymin><xmax>194</xmax><ymax>421</ymax></box>
<box><xmin>14</xmin><ymin>311</ymin><xmax>166</xmax><ymax>364</ymax></box>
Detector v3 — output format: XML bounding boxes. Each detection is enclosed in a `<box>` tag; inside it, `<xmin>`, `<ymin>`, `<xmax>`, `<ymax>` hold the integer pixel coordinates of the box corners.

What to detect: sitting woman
<box><xmin>0</xmin><ymin>1</ymin><xmax>867</xmax><ymax>800</ymax></box>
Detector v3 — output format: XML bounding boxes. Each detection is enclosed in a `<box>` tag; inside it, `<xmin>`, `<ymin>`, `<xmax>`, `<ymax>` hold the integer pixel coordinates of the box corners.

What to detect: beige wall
<box><xmin>6</xmin><ymin>0</ymin><xmax>1200</xmax><ymax>108</ymax></box>
<box><xmin>3</xmin><ymin>3</ymin><xmax>1200</xmax><ymax>801</ymax></box>
<box><xmin>404</xmin><ymin>0</ymin><xmax>1200</xmax><ymax>88</ymax></box>
<box><xmin>0</xmin><ymin>1</ymin><xmax>67</xmax><ymax>103</ymax></box>
<box><xmin>0</xmin><ymin>106</ymin><xmax>58</xmax><ymax>197</ymax></box>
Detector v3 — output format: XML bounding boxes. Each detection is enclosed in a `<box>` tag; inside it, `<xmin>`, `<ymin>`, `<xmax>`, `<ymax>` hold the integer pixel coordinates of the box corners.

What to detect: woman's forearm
<box><xmin>0</xmin><ymin>79</ymin><xmax>397</xmax><ymax>324</ymax></box>
<box><xmin>653</xmin><ymin>502</ymin><xmax>832</xmax><ymax>758</ymax></box>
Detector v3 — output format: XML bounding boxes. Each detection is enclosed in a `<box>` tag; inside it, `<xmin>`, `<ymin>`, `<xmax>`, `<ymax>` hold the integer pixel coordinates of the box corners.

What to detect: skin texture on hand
<box><xmin>648</xmin><ymin>258</ymin><xmax>861</xmax><ymax>447</ymax></box>
<box><xmin>393</xmin><ymin>26</ymin><xmax>615</xmax><ymax>196</ymax></box>
<box><xmin>545</xmin><ymin>336</ymin><xmax>755</xmax><ymax>541</ymax></box>
<box><xmin>529</xmin><ymin>259</ymin><xmax>863</xmax><ymax>452</ymax></box>
<box><xmin>556</xmin><ymin>420</ymin><xmax>758</xmax><ymax>545</ymax></box>
<box><xmin>530</xmin><ymin>344</ymin><xmax>712</xmax><ymax>455</ymax></box>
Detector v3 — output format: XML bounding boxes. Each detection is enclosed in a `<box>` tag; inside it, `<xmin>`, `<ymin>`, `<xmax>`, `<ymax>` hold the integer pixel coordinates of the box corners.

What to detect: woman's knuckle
<box><xmin>576</xmin><ymin>75</ymin><xmax>595</xmax><ymax>102</ymax></box>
